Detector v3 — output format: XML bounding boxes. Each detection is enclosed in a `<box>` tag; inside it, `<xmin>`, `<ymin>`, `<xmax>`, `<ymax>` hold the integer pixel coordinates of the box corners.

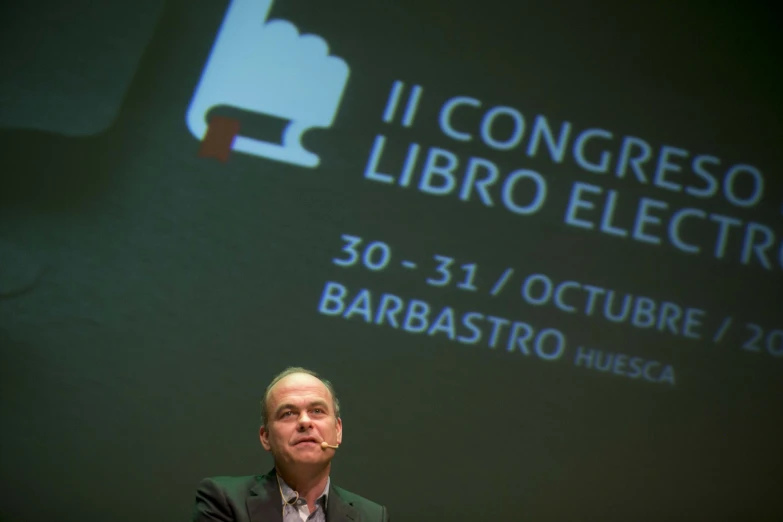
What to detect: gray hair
<box><xmin>260</xmin><ymin>367</ymin><xmax>341</xmax><ymax>427</ymax></box>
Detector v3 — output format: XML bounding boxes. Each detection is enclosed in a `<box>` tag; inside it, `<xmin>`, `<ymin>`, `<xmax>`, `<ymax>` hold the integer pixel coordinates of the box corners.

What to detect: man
<box><xmin>191</xmin><ymin>367</ymin><xmax>390</xmax><ymax>521</ymax></box>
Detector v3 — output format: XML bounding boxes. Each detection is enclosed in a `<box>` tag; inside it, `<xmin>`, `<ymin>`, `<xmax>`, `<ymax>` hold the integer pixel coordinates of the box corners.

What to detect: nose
<box><xmin>296</xmin><ymin>411</ymin><xmax>313</xmax><ymax>430</ymax></box>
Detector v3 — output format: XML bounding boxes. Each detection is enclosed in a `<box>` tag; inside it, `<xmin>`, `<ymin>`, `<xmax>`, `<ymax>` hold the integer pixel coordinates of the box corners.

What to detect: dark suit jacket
<box><xmin>192</xmin><ymin>469</ymin><xmax>390</xmax><ymax>522</ymax></box>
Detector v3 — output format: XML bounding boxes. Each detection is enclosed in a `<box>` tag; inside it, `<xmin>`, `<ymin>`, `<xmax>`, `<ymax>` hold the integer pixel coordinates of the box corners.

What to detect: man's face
<box><xmin>259</xmin><ymin>373</ymin><xmax>343</xmax><ymax>468</ymax></box>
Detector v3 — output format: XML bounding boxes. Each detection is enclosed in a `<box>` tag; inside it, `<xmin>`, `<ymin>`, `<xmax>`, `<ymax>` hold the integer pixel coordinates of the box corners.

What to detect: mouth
<box><xmin>294</xmin><ymin>438</ymin><xmax>319</xmax><ymax>446</ymax></box>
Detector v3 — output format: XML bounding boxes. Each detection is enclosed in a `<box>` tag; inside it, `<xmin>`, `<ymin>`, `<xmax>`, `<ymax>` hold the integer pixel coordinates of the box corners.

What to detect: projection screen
<box><xmin>1</xmin><ymin>1</ymin><xmax>781</xmax><ymax>520</ymax></box>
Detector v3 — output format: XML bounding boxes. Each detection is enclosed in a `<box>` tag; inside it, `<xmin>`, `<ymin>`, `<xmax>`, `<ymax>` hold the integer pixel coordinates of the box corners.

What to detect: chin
<box><xmin>294</xmin><ymin>455</ymin><xmax>329</xmax><ymax>464</ymax></box>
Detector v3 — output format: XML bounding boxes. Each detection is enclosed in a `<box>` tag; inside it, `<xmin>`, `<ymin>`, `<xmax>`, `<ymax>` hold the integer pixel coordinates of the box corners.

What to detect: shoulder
<box><xmin>192</xmin><ymin>474</ymin><xmax>274</xmax><ymax>522</ymax></box>
<box><xmin>331</xmin><ymin>485</ymin><xmax>388</xmax><ymax>519</ymax></box>
<box><xmin>194</xmin><ymin>474</ymin><xmax>271</xmax><ymax>506</ymax></box>
<box><xmin>199</xmin><ymin>475</ymin><xmax>260</xmax><ymax>490</ymax></box>
<box><xmin>197</xmin><ymin>475</ymin><xmax>260</xmax><ymax>496</ymax></box>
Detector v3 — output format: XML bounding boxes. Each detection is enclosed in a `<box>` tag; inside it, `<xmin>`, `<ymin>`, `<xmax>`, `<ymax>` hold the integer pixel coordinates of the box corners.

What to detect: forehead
<box><xmin>268</xmin><ymin>373</ymin><xmax>333</xmax><ymax>407</ymax></box>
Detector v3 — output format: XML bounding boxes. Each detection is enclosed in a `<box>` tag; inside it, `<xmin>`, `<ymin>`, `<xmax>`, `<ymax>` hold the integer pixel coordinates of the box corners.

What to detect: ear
<box><xmin>259</xmin><ymin>425</ymin><xmax>272</xmax><ymax>452</ymax></box>
<box><xmin>335</xmin><ymin>417</ymin><xmax>343</xmax><ymax>445</ymax></box>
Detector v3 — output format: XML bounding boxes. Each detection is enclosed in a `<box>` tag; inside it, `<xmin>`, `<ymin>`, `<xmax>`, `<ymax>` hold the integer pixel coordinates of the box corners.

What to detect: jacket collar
<box><xmin>247</xmin><ymin>470</ymin><xmax>281</xmax><ymax>522</ymax></box>
<box><xmin>326</xmin><ymin>485</ymin><xmax>360</xmax><ymax>522</ymax></box>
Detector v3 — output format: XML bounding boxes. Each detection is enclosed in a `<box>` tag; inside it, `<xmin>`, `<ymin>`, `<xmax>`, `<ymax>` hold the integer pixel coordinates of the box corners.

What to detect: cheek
<box><xmin>269</xmin><ymin>427</ymin><xmax>290</xmax><ymax>444</ymax></box>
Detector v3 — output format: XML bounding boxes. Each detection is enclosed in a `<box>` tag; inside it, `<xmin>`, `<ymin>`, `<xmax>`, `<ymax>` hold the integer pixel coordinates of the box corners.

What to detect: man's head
<box><xmin>259</xmin><ymin>367</ymin><xmax>342</xmax><ymax>471</ymax></box>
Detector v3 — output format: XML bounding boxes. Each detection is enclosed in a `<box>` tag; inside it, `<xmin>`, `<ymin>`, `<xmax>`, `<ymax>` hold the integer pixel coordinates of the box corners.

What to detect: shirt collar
<box><xmin>277</xmin><ymin>474</ymin><xmax>331</xmax><ymax>509</ymax></box>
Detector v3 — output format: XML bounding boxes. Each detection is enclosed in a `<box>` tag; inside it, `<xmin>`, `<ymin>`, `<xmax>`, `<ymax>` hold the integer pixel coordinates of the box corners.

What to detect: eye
<box><xmin>313</xmin><ymin>408</ymin><xmax>324</xmax><ymax>414</ymax></box>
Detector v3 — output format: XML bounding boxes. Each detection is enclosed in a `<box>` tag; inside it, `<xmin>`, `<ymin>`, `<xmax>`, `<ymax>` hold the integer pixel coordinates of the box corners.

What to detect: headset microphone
<box><xmin>320</xmin><ymin>442</ymin><xmax>340</xmax><ymax>450</ymax></box>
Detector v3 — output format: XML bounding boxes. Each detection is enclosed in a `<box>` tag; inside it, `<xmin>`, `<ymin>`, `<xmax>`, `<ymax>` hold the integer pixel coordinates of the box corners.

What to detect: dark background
<box><xmin>1</xmin><ymin>1</ymin><xmax>781</xmax><ymax>521</ymax></box>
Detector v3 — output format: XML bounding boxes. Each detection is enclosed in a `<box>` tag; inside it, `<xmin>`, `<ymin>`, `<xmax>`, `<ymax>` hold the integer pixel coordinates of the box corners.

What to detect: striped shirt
<box><xmin>278</xmin><ymin>475</ymin><xmax>330</xmax><ymax>522</ymax></box>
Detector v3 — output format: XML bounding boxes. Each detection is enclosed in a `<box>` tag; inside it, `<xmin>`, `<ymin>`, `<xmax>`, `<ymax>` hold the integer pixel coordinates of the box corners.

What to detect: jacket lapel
<box><xmin>247</xmin><ymin>470</ymin><xmax>283</xmax><ymax>522</ymax></box>
<box><xmin>326</xmin><ymin>486</ymin><xmax>360</xmax><ymax>522</ymax></box>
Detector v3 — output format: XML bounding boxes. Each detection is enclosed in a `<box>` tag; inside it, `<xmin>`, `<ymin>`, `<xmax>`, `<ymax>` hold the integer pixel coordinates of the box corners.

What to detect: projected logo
<box><xmin>186</xmin><ymin>0</ymin><xmax>350</xmax><ymax>166</ymax></box>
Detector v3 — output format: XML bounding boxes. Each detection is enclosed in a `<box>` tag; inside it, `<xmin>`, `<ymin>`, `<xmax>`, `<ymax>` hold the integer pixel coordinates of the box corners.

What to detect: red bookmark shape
<box><xmin>198</xmin><ymin>115</ymin><xmax>241</xmax><ymax>162</ymax></box>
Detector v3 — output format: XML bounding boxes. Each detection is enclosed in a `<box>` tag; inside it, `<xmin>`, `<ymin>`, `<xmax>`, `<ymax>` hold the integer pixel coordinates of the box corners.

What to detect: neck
<box><xmin>277</xmin><ymin>463</ymin><xmax>330</xmax><ymax>509</ymax></box>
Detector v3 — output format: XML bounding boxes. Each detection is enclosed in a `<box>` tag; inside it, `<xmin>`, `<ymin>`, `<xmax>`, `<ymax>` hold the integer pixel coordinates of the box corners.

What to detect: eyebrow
<box><xmin>275</xmin><ymin>400</ymin><xmax>330</xmax><ymax>416</ymax></box>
